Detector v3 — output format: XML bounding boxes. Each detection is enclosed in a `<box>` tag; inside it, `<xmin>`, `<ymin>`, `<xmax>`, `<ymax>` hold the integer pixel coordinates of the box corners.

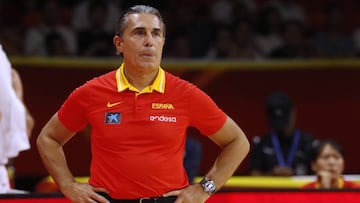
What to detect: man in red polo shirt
<box><xmin>37</xmin><ymin>5</ymin><xmax>249</xmax><ymax>203</ymax></box>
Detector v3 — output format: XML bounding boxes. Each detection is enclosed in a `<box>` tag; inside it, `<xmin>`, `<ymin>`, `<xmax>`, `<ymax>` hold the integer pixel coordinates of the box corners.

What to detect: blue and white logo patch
<box><xmin>105</xmin><ymin>112</ymin><xmax>121</xmax><ymax>124</ymax></box>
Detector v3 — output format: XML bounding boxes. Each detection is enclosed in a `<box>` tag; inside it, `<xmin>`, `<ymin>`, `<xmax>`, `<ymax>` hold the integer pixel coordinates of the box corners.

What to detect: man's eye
<box><xmin>153</xmin><ymin>31</ymin><xmax>161</xmax><ymax>36</ymax></box>
<box><xmin>135</xmin><ymin>30</ymin><xmax>145</xmax><ymax>35</ymax></box>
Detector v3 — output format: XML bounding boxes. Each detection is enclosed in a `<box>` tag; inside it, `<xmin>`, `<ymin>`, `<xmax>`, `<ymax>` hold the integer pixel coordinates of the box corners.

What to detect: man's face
<box><xmin>114</xmin><ymin>13</ymin><xmax>165</xmax><ymax>72</ymax></box>
<box><xmin>312</xmin><ymin>144</ymin><xmax>344</xmax><ymax>179</ymax></box>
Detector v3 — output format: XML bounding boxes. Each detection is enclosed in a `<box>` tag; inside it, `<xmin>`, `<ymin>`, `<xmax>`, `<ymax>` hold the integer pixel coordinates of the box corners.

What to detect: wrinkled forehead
<box><xmin>126</xmin><ymin>13</ymin><xmax>163</xmax><ymax>31</ymax></box>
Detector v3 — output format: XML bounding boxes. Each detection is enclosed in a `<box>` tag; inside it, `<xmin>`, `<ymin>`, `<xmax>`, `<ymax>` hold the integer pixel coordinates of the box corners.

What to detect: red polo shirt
<box><xmin>58</xmin><ymin>64</ymin><xmax>227</xmax><ymax>199</ymax></box>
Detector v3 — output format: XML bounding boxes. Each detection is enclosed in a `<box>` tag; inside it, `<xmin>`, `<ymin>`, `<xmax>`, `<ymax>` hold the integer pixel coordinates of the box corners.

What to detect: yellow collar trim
<box><xmin>115</xmin><ymin>63</ymin><xmax>165</xmax><ymax>94</ymax></box>
<box><xmin>315</xmin><ymin>177</ymin><xmax>344</xmax><ymax>189</ymax></box>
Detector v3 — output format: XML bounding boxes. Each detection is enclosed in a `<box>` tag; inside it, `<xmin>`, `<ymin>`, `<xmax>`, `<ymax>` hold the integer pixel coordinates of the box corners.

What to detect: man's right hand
<box><xmin>61</xmin><ymin>182</ymin><xmax>109</xmax><ymax>203</ymax></box>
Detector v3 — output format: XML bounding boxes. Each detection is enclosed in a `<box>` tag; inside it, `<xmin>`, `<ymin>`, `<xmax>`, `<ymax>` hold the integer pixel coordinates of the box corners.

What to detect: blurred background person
<box><xmin>76</xmin><ymin>0</ymin><xmax>115</xmax><ymax>57</ymax></box>
<box><xmin>0</xmin><ymin>44</ymin><xmax>33</xmax><ymax>193</ymax></box>
<box><xmin>45</xmin><ymin>31</ymin><xmax>73</xmax><ymax>57</ymax></box>
<box><xmin>249</xmin><ymin>91</ymin><xmax>316</xmax><ymax>176</ymax></box>
<box><xmin>210</xmin><ymin>0</ymin><xmax>234</xmax><ymax>26</ymax></box>
<box><xmin>7</xmin><ymin>68</ymin><xmax>35</xmax><ymax>190</ymax></box>
<box><xmin>205</xmin><ymin>25</ymin><xmax>237</xmax><ymax>59</ymax></box>
<box><xmin>353</xmin><ymin>27</ymin><xmax>360</xmax><ymax>56</ymax></box>
<box><xmin>23</xmin><ymin>0</ymin><xmax>76</xmax><ymax>56</ymax></box>
<box><xmin>183</xmin><ymin>136</ymin><xmax>203</xmax><ymax>184</ymax></box>
<box><xmin>164</xmin><ymin>33</ymin><xmax>192</xmax><ymax>59</ymax></box>
<box><xmin>71</xmin><ymin>0</ymin><xmax>121</xmax><ymax>35</ymax></box>
<box><xmin>233</xmin><ymin>19</ymin><xmax>263</xmax><ymax>59</ymax></box>
<box><xmin>269</xmin><ymin>20</ymin><xmax>318</xmax><ymax>58</ymax></box>
<box><xmin>313</xmin><ymin>5</ymin><xmax>355</xmax><ymax>58</ymax></box>
<box><xmin>302</xmin><ymin>140</ymin><xmax>360</xmax><ymax>189</ymax></box>
<box><xmin>266</xmin><ymin>0</ymin><xmax>307</xmax><ymax>24</ymax></box>
<box><xmin>254</xmin><ymin>6</ymin><xmax>283</xmax><ymax>56</ymax></box>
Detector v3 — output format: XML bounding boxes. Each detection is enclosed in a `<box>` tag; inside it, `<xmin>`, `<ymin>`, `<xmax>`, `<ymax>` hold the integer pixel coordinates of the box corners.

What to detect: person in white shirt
<box><xmin>0</xmin><ymin>44</ymin><xmax>33</xmax><ymax>193</ymax></box>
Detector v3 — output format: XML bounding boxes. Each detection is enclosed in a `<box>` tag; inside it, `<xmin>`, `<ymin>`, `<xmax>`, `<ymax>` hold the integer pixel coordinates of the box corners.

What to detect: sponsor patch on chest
<box><xmin>104</xmin><ymin>112</ymin><xmax>122</xmax><ymax>124</ymax></box>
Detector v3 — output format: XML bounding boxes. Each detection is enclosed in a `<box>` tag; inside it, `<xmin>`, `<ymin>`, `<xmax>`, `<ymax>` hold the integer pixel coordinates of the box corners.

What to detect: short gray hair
<box><xmin>115</xmin><ymin>5</ymin><xmax>166</xmax><ymax>38</ymax></box>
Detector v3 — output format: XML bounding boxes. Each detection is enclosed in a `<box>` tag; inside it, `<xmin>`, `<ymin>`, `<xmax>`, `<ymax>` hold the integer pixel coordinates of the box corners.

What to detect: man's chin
<box><xmin>138</xmin><ymin>61</ymin><xmax>159</xmax><ymax>69</ymax></box>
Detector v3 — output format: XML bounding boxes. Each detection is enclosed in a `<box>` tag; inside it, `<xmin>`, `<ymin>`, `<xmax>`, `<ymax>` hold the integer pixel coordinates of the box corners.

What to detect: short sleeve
<box><xmin>187</xmin><ymin>86</ymin><xmax>227</xmax><ymax>136</ymax></box>
<box><xmin>58</xmin><ymin>86</ymin><xmax>89</xmax><ymax>132</ymax></box>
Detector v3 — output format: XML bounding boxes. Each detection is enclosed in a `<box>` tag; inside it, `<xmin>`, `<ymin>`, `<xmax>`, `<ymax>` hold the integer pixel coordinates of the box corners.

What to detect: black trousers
<box><xmin>98</xmin><ymin>192</ymin><xmax>177</xmax><ymax>203</ymax></box>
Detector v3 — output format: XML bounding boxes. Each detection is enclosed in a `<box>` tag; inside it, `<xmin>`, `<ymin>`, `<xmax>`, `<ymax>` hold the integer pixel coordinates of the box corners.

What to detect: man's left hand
<box><xmin>163</xmin><ymin>184</ymin><xmax>210</xmax><ymax>203</ymax></box>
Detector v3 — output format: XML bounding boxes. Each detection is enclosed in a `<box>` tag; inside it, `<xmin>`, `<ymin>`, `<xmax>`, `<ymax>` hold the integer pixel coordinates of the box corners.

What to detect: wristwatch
<box><xmin>200</xmin><ymin>177</ymin><xmax>216</xmax><ymax>195</ymax></box>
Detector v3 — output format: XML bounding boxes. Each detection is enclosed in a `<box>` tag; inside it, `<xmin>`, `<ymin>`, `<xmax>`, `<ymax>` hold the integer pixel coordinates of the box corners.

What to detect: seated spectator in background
<box><xmin>255</xmin><ymin>6</ymin><xmax>283</xmax><ymax>56</ymax></box>
<box><xmin>205</xmin><ymin>25</ymin><xmax>237</xmax><ymax>59</ymax></box>
<box><xmin>210</xmin><ymin>0</ymin><xmax>234</xmax><ymax>26</ymax></box>
<box><xmin>266</xmin><ymin>0</ymin><xmax>306</xmax><ymax>24</ymax></box>
<box><xmin>76</xmin><ymin>0</ymin><xmax>114</xmax><ymax>57</ymax></box>
<box><xmin>72</xmin><ymin>0</ymin><xmax>121</xmax><ymax>34</ymax></box>
<box><xmin>187</xmin><ymin>8</ymin><xmax>213</xmax><ymax>58</ymax></box>
<box><xmin>314</xmin><ymin>5</ymin><xmax>355</xmax><ymax>58</ymax></box>
<box><xmin>45</xmin><ymin>31</ymin><xmax>72</xmax><ymax>57</ymax></box>
<box><xmin>353</xmin><ymin>27</ymin><xmax>360</xmax><ymax>56</ymax></box>
<box><xmin>249</xmin><ymin>91</ymin><xmax>316</xmax><ymax>176</ymax></box>
<box><xmin>184</xmin><ymin>137</ymin><xmax>202</xmax><ymax>184</ymax></box>
<box><xmin>302</xmin><ymin>140</ymin><xmax>360</xmax><ymax>189</ymax></box>
<box><xmin>23</xmin><ymin>0</ymin><xmax>76</xmax><ymax>56</ymax></box>
<box><xmin>269</xmin><ymin>20</ymin><xmax>317</xmax><ymax>58</ymax></box>
<box><xmin>164</xmin><ymin>34</ymin><xmax>191</xmax><ymax>59</ymax></box>
<box><xmin>231</xmin><ymin>1</ymin><xmax>257</xmax><ymax>25</ymax></box>
<box><xmin>233</xmin><ymin>19</ymin><xmax>263</xmax><ymax>59</ymax></box>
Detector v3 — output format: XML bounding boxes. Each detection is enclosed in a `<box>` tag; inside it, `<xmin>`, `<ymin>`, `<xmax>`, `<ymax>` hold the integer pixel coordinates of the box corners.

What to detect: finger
<box><xmin>173</xmin><ymin>196</ymin><xmax>183</xmax><ymax>203</ymax></box>
<box><xmin>90</xmin><ymin>192</ymin><xmax>110</xmax><ymax>203</ymax></box>
<box><xmin>93</xmin><ymin>186</ymin><xmax>109</xmax><ymax>193</ymax></box>
<box><xmin>163</xmin><ymin>189</ymin><xmax>181</xmax><ymax>197</ymax></box>
<box><xmin>88</xmin><ymin>198</ymin><xmax>99</xmax><ymax>203</ymax></box>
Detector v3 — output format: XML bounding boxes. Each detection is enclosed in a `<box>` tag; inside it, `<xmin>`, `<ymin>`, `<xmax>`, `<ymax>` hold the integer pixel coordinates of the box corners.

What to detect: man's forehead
<box><xmin>127</xmin><ymin>13</ymin><xmax>162</xmax><ymax>30</ymax></box>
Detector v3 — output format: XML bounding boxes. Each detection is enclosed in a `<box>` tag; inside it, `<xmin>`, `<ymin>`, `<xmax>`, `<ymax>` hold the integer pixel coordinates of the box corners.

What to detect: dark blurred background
<box><xmin>1</xmin><ymin>0</ymin><xmax>359</xmax><ymax>58</ymax></box>
<box><xmin>1</xmin><ymin>0</ymin><xmax>359</xmax><ymax>192</ymax></box>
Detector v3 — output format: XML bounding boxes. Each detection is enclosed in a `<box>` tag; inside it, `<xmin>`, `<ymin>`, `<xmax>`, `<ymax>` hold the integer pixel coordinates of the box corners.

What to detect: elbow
<box><xmin>36</xmin><ymin>132</ymin><xmax>46</xmax><ymax>154</ymax></box>
<box><xmin>36</xmin><ymin>129</ymin><xmax>54</xmax><ymax>154</ymax></box>
<box><xmin>241</xmin><ymin>135</ymin><xmax>250</xmax><ymax>156</ymax></box>
<box><xmin>236</xmin><ymin>131</ymin><xmax>250</xmax><ymax>158</ymax></box>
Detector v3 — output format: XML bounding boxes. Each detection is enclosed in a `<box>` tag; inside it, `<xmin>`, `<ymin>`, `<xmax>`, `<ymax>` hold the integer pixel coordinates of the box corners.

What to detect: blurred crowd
<box><xmin>0</xmin><ymin>0</ymin><xmax>359</xmax><ymax>59</ymax></box>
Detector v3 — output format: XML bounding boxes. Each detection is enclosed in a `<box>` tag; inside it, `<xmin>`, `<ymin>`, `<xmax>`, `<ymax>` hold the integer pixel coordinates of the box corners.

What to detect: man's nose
<box><xmin>144</xmin><ymin>32</ymin><xmax>154</xmax><ymax>47</ymax></box>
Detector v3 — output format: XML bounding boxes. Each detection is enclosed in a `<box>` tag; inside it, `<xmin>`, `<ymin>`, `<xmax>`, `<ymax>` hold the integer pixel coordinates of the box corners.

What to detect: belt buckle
<box><xmin>139</xmin><ymin>197</ymin><xmax>150</xmax><ymax>203</ymax></box>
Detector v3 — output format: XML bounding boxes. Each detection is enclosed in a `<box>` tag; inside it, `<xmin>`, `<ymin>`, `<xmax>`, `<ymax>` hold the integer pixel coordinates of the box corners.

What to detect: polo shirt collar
<box><xmin>315</xmin><ymin>177</ymin><xmax>344</xmax><ymax>189</ymax></box>
<box><xmin>115</xmin><ymin>63</ymin><xmax>165</xmax><ymax>94</ymax></box>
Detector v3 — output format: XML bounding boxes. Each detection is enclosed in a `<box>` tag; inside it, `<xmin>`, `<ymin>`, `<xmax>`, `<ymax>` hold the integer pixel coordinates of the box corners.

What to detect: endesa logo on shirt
<box><xmin>149</xmin><ymin>115</ymin><xmax>177</xmax><ymax>122</ymax></box>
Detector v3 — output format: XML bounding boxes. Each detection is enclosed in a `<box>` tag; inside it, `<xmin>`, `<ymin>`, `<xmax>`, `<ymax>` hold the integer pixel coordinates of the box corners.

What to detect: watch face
<box><xmin>201</xmin><ymin>178</ymin><xmax>216</xmax><ymax>194</ymax></box>
<box><xmin>204</xmin><ymin>181</ymin><xmax>216</xmax><ymax>192</ymax></box>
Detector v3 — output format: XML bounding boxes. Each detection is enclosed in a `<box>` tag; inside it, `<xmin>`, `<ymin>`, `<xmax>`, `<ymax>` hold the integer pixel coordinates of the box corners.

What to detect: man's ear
<box><xmin>113</xmin><ymin>35</ymin><xmax>123</xmax><ymax>55</ymax></box>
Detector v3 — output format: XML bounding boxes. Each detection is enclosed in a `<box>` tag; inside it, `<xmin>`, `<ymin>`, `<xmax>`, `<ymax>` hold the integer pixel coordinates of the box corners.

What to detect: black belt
<box><xmin>98</xmin><ymin>192</ymin><xmax>177</xmax><ymax>203</ymax></box>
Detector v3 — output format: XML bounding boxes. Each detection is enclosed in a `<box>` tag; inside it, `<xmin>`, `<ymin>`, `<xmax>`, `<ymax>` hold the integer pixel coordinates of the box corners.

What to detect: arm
<box><xmin>11</xmin><ymin>68</ymin><xmax>24</xmax><ymax>100</ymax></box>
<box><xmin>36</xmin><ymin>113</ymin><xmax>109</xmax><ymax>203</ymax></box>
<box><xmin>11</xmin><ymin>68</ymin><xmax>35</xmax><ymax>137</ymax></box>
<box><xmin>204</xmin><ymin>116</ymin><xmax>250</xmax><ymax>190</ymax></box>
<box><xmin>164</xmin><ymin>116</ymin><xmax>250</xmax><ymax>203</ymax></box>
